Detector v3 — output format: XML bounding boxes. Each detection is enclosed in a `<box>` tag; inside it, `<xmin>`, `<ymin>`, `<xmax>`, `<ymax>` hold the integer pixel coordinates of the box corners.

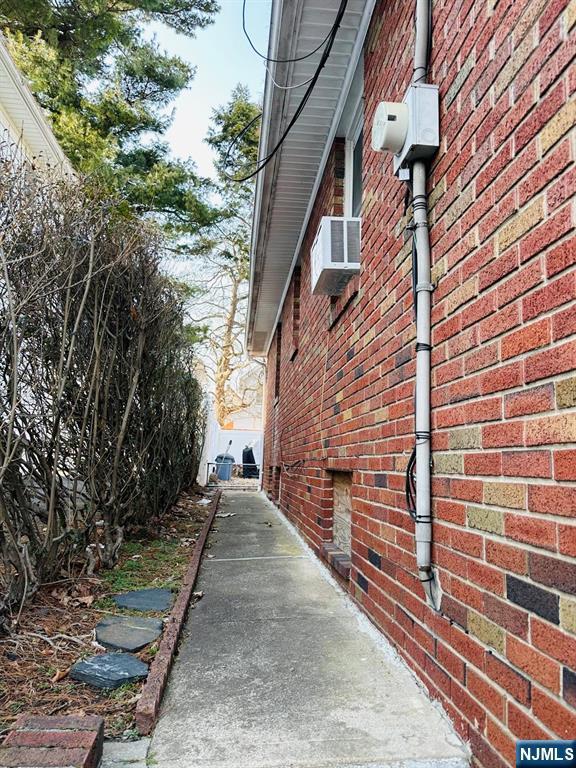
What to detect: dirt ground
<box><xmin>0</xmin><ymin>489</ymin><xmax>211</xmax><ymax>741</ymax></box>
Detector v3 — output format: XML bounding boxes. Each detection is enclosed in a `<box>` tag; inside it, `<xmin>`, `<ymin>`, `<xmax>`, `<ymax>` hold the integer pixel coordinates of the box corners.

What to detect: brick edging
<box><xmin>0</xmin><ymin>715</ymin><xmax>104</xmax><ymax>768</ymax></box>
<box><xmin>135</xmin><ymin>490</ymin><xmax>221</xmax><ymax>735</ymax></box>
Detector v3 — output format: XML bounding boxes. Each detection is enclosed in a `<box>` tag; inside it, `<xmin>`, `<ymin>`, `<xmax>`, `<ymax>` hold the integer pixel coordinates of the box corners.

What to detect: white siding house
<box><xmin>0</xmin><ymin>33</ymin><xmax>70</xmax><ymax>169</ymax></box>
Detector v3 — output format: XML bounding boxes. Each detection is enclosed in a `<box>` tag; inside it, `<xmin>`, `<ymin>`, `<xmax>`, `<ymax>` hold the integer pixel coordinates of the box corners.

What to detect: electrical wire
<box><xmin>265</xmin><ymin>64</ymin><xmax>315</xmax><ymax>90</ymax></box>
<box><xmin>243</xmin><ymin>0</ymin><xmax>335</xmax><ymax>63</ymax></box>
<box><xmin>225</xmin><ymin>0</ymin><xmax>350</xmax><ymax>182</ymax></box>
<box><xmin>405</xmin><ymin>445</ymin><xmax>417</xmax><ymax>521</ymax></box>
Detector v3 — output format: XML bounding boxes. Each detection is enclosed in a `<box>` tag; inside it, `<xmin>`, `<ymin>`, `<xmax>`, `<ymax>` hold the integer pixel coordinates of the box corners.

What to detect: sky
<box><xmin>150</xmin><ymin>0</ymin><xmax>272</xmax><ymax>178</ymax></box>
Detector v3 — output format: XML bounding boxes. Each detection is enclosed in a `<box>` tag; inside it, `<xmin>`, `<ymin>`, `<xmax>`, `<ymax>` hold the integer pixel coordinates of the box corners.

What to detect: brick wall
<box><xmin>261</xmin><ymin>0</ymin><xmax>576</xmax><ymax>764</ymax></box>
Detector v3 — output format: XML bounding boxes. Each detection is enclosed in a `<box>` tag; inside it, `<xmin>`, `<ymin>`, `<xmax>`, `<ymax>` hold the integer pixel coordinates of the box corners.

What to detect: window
<box><xmin>291</xmin><ymin>267</ymin><xmax>301</xmax><ymax>359</ymax></box>
<box><xmin>344</xmin><ymin>92</ymin><xmax>363</xmax><ymax>218</ymax></box>
<box><xmin>274</xmin><ymin>323</ymin><xmax>282</xmax><ymax>401</ymax></box>
<box><xmin>331</xmin><ymin>471</ymin><xmax>353</xmax><ymax>555</ymax></box>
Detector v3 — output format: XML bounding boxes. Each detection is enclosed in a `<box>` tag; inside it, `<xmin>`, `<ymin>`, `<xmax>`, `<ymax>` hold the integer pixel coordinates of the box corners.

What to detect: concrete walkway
<box><xmin>149</xmin><ymin>491</ymin><xmax>469</xmax><ymax>768</ymax></box>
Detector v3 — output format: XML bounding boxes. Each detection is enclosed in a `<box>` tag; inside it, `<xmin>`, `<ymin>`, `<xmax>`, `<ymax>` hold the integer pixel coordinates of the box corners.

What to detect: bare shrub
<box><xmin>0</xmin><ymin>144</ymin><xmax>205</xmax><ymax>630</ymax></box>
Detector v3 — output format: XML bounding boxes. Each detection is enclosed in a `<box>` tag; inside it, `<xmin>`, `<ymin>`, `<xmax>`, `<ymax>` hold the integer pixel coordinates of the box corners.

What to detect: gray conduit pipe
<box><xmin>412</xmin><ymin>0</ymin><xmax>441</xmax><ymax>610</ymax></box>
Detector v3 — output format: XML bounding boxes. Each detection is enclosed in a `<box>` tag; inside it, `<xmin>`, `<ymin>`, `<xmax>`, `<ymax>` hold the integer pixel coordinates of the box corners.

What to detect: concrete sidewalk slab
<box><xmin>150</xmin><ymin>491</ymin><xmax>469</xmax><ymax>768</ymax></box>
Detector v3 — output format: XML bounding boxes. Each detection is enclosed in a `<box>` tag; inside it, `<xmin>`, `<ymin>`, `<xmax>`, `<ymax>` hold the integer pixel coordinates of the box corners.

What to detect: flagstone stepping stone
<box><xmin>70</xmin><ymin>653</ymin><xmax>148</xmax><ymax>689</ymax></box>
<box><xmin>112</xmin><ymin>588</ymin><xmax>174</xmax><ymax>612</ymax></box>
<box><xmin>95</xmin><ymin>615</ymin><xmax>163</xmax><ymax>652</ymax></box>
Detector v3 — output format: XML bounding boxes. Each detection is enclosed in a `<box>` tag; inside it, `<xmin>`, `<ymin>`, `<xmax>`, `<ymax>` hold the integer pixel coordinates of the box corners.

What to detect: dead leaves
<box><xmin>51</xmin><ymin>668</ymin><xmax>70</xmax><ymax>684</ymax></box>
<box><xmin>50</xmin><ymin>579</ymin><xmax>98</xmax><ymax>609</ymax></box>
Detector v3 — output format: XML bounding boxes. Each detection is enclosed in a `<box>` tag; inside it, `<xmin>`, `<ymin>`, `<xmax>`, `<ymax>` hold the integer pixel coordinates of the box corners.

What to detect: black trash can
<box><xmin>242</xmin><ymin>446</ymin><xmax>259</xmax><ymax>479</ymax></box>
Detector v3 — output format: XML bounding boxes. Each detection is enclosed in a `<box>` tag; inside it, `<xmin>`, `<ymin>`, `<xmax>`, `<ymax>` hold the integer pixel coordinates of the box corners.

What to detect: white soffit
<box><xmin>247</xmin><ymin>0</ymin><xmax>374</xmax><ymax>356</ymax></box>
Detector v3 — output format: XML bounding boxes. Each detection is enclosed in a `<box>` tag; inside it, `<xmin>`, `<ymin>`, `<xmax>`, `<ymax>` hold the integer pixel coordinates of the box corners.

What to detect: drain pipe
<box><xmin>411</xmin><ymin>0</ymin><xmax>441</xmax><ymax>610</ymax></box>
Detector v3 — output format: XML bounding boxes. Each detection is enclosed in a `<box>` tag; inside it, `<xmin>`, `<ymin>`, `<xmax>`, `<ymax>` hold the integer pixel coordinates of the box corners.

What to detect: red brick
<box><xmin>484</xmin><ymin>593</ymin><xmax>528</xmax><ymax>639</ymax></box>
<box><xmin>451</xmin><ymin>577</ymin><xmax>484</xmax><ymax>611</ymax></box>
<box><xmin>507</xmin><ymin>700</ymin><xmax>551</xmax><ymax>740</ymax></box>
<box><xmin>514</xmin><ymin>80</ymin><xmax>565</xmax><ymax>153</ymax></box>
<box><xmin>518</xmin><ymin>139</ymin><xmax>572</xmax><ymax>208</ymax></box>
<box><xmin>523</xmin><ymin>272</ymin><xmax>575</xmax><ymax>321</ymax></box>
<box><xmin>486</xmin><ymin>540</ymin><xmax>528</xmax><ymax>575</ymax></box>
<box><xmin>450</xmin><ymin>623</ymin><xmax>485</xmax><ymax>668</ymax></box>
<box><xmin>552</xmin><ymin>303</ymin><xmax>576</xmax><ymax>341</ymax></box>
<box><xmin>525</xmin><ymin>340</ymin><xmax>576</xmax><ymax>384</ymax></box>
<box><xmin>532</xmin><ymin>687</ymin><xmax>576</xmax><ymax>739</ymax></box>
<box><xmin>532</xmin><ymin>618</ymin><xmax>576</xmax><ymax>666</ymax></box>
<box><xmin>4</xmin><ymin>732</ymin><xmax>95</xmax><ymax>749</ymax></box>
<box><xmin>466</xmin><ymin>668</ymin><xmax>505</xmax><ymax>719</ymax></box>
<box><xmin>501</xmin><ymin>318</ymin><xmax>551</xmax><ymax>360</ymax></box>
<box><xmin>528</xmin><ymin>484</ymin><xmax>576</xmax><ymax>517</ymax></box>
<box><xmin>506</xmin><ymin>635</ymin><xmax>561</xmax><ymax>694</ymax></box>
<box><xmin>530</xmin><ymin>551</ymin><xmax>576</xmax><ymax>595</ymax></box>
<box><xmin>505</xmin><ymin>512</ymin><xmax>557</xmax><ymax>551</ymax></box>
<box><xmin>480</xmin><ymin>361</ymin><xmax>523</xmax><ymax>394</ymax></box>
<box><xmin>502</xmin><ymin>450</ymin><xmax>552</xmax><ymax>478</ymax></box>
<box><xmin>451</xmin><ymin>679</ymin><xmax>487</xmax><ymax>731</ymax></box>
<box><xmin>519</xmin><ymin>202</ymin><xmax>573</xmax><ymax>265</ymax></box>
<box><xmin>498</xmin><ymin>261</ymin><xmax>544</xmax><ymax>309</ymax></box>
<box><xmin>258</xmin><ymin>9</ymin><xmax>576</xmax><ymax>768</ymax></box>
<box><xmin>464</xmin><ymin>343</ymin><xmax>499</xmax><ymax>374</ymax></box>
<box><xmin>13</xmin><ymin>716</ymin><xmax>103</xmax><ymax>732</ymax></box>
<box><xmin>480</xmin><ymin>301</ymin><xmax>521</xmax><ymax>342</ymax></box>
<box><xmin>546</xmin><ymin>235</ymin><xmax>576</xmax><ymax>277</ymax></box>
<box><xmin>0</xmin><ymin>747</ymin><xmax>87</xmax><ymax>767</ymax></box>
<box><xmin>468</xmin><ymin>730</ymin><xmax>508</xmax><ymax>768</ymax></box>
<box><xmin>504</xmin><ymin>384</ymin><xmax>554</xmax><ymax>418</ymax></box>
<box><xmin>548</xmin><ymin>165</ymin><xmax>576</xmax><ymax>212</ymax></box>
<box><xmin>450</xmin><ymin>478</ymin><xmax>483</xmax><ymax>503</ymax></box>
<box><xmin>486</xmin><ymin>717</ymin><xmax>516</xmax><ymax>768</ymax></box>
<box><xmin>558</xmin><ymin>524</ymin><xmax>576</xmax><ymax>557</ymax></box>
<box><xmin>483</xmin><ymin>422</ymin><xmax>525</xmax><ymax>448</ymax></box>
<box><xmin>486</xmin><ymin>653</ymin><xmax>531</xmax><ymax>705</ymax></box>
<box><xmin>468</xmin><ymin>560</ymin><xmax>505</xmax><ymax>595</ymax></box>
<box><xmin>436</xmin><ymin>642</ymin><xmax>466</xmax><ymax>683</ymax></box>
<box><xmin>464</xmin><ymin>452</ymin><xmax>502</xmax><ymax>476</ymax></box>
<box><xmin>478</xmin><ymin>249</ymin><xmax>518</xmax><ymax>291</ymax></box>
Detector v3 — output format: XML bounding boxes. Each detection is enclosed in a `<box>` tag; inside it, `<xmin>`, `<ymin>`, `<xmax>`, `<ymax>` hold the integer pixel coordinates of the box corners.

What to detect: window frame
<box><xmin>344</xmin><ymin>98</ymin><xmax>364</xmax><ymax>219</ymax></box>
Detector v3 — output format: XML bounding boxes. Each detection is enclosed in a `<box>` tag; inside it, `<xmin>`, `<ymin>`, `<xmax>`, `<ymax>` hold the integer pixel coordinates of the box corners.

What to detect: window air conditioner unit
<box><xmin>311</xmin><ymin>216</ymin><xmax>361</xmax><ymax>296</ymax></box>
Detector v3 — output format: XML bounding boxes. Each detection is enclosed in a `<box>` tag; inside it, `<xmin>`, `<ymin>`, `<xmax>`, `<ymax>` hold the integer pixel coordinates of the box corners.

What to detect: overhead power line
<box><xmin>226</xmin><ymin>0</ymin><xmax>350</xmax><ymax>182</ymax></box>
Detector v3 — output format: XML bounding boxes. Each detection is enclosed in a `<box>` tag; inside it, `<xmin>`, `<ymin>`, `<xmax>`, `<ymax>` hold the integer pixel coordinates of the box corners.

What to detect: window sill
<box><xmin>319</xmin><ymin>542</ymin><xmax>351</xmax><ymax>581</ymax></box>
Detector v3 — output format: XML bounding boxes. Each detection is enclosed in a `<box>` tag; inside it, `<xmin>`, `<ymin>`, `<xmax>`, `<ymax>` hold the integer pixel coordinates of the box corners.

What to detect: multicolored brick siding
<box><xmin>261</xmin><ymin>0</ymin><xmax>576</xmax><ymax>765</ymax></box>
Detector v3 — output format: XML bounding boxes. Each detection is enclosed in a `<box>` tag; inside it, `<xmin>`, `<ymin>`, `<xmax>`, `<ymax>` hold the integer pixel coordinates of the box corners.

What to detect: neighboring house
<box><xmin>0</xmin><ymin>33</ymin><xmax>70</xmax><ymax>168</ymax></box>
<box><xmin>248</xmin><ymin>0</ymin><xmax>575</xmax><ymax>764</ymax></box>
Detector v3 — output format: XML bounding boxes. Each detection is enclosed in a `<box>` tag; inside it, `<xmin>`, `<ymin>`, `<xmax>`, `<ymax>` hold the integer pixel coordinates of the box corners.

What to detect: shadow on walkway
<box><xmin>149</xmin><ymin>491</ymin><xmax>469</xmax><ymax>768</ymax></box>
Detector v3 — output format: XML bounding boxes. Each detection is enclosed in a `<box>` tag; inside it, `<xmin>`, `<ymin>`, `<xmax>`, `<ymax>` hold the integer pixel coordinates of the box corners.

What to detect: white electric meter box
<box><xmin>393</xmin><ymin>83</ymin><xmax>439</xmax><ymax>176</ymax></box>
<box><xmin>311</xmin><ymin>216</ymin><xmax>361</xmax><ymax>296</ymax></box>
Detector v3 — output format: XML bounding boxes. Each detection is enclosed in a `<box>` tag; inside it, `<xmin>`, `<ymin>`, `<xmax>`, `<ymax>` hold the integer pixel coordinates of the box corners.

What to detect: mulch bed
<box><xmin>0</xmin><ymin>489</ymin><xmax>212</xmax><ymax>742</ymax></box>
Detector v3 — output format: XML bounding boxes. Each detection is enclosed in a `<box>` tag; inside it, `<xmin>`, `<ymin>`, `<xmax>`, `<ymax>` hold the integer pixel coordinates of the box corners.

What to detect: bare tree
<box><xmin>0</xmin><ymin>143</ymin><xmax>205</xmax><ymax>630</ymax></box>
<box><xmin>186</xmin><ymin>85</ymin><xmax>263</xmax><ymax>428</ymax></box>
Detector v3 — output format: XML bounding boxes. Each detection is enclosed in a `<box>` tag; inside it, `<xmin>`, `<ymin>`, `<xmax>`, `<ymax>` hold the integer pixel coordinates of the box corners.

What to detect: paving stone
<box><xmin>112</xmin><ymin>588</ymin><xmax>174</xmax><ymax>612</ymax></box>
<box><xmin>96</xmin><ymin>616</ymin><xmax>163</xmax><ymax>652</ymax></box>
<box><xmin>101</xmin><ymin>738</ymin><xmax>150</xmax><ymax>768</ymax></box>
<box><xmin>70</xmin><ymin>653</ymin><xmax>148</xmax><ymax>689</ymax></box>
